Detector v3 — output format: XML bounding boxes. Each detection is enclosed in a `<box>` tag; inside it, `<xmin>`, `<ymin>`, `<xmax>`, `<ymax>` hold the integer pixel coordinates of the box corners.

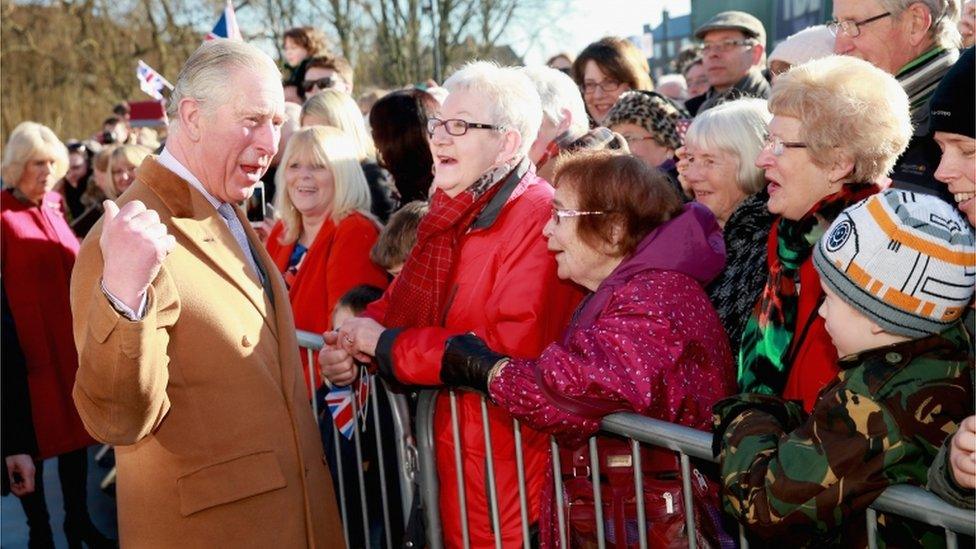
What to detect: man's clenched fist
<box><xmin>99</xmin><ymin>200</ymin><xmax>176</xmax><ymax>311</ymax></box>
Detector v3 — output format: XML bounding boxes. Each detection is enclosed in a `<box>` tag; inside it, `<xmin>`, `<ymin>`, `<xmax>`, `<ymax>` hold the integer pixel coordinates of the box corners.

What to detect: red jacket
<box><xmin>366</xmin><ymin>172</ymin><xmax>584</xmax><ymax>548</ymax></box>
<box><xmin>1</xmin><ymin>190</ymin><xmax>95</xmax><ymax>459</ymax></box>
<box><xmin>266</xmin><ymin>211</ymin><xmax>389</xmax><ymax>394</ymax></box>
<box><xmin>765</xmin><ymin>220</ymin><xmax>840</xmax><ymax>412</ymax></box>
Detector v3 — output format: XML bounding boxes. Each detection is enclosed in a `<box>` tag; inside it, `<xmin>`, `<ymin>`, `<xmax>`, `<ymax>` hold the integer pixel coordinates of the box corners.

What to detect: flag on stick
<box><xmin>206</xmin><ymin>0</ymin><xmax>242</xmax><ymax>41</ymax></box>
<box><xmin>325</xmin><ymin>374</ymin><xmax>370</xmax><ymax>439</ymax></box>
<box><xmin>136</xmin><ymin>60</ymin><xmax>173</xmax><ymax>101</ymax></box>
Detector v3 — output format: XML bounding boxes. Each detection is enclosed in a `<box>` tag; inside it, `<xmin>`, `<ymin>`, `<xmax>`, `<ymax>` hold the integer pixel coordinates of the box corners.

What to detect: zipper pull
<box><xmin>664</xmin><ymin>492</ymin><xmax>674</xmax><ymax>514</ymax></box>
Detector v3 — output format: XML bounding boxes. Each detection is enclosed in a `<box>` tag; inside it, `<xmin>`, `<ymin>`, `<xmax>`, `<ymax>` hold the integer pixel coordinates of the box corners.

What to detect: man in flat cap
<box><xmin>685</xmin><ymin>11</ymin><xmax>771</xmax><ymax>115</ymax></box>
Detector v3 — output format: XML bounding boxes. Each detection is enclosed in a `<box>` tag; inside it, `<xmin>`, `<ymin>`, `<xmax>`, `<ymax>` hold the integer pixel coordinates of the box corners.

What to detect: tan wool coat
<box><xmin>70</xmin><ymin>157</ymin><xmax>345</xmax><ymax>548</ymax></box>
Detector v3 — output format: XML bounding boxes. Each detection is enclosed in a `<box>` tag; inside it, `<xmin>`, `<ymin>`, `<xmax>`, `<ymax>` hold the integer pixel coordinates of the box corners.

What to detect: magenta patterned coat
<box><xmin>488</xmin><ymin>203</ymin><xmax>737</xmax><ymax>546</ymax></box>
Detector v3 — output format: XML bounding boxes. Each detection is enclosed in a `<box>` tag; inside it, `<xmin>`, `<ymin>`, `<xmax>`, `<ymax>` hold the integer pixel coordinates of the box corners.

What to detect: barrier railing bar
<box><xmin>551</xmin><ymin>438</ymin><xmax>568</xmax><ymax>549</ymax></box>
<box><xmin>631</xmin><ymin>438</ymin><xmax>648</xmax><ymax>549</ymax></box>
<box><xmin>306</xmin><ymin>347</ymin><xmax>318</xmax><ymax>422</ymax></box>
<box><xmin>480</xmin><ymin>398</ymin><xmax>504</xmax><ymax>549</ymax></box>
<box><xmin>739</xmin><ymin>524</ymin><xmax>749</xmax><ymax>548</ymax></box>
<box><xmin>449</xmin><ymin>390</ymin><xmax>472</xmax><ymax>549</ymax></box>
<box><xmin>866</xmin><ymin>507</ymin><xmax>878</xmax><ymax>549</ymax></box>
<box><xmin>601</xmin><ymin>413</ymin><xmax>976</xmax><ymax>537</ymax></box>
<box><xmin>332</xmin><ymin>418</ymin><xmax>351</xmax><ymax>549</ymax></box>
<box><xmin>679</xmin><ymin>453</ymin><xmax>698</xmax><ymax>549</ymax></box>
<box><xmin>416</xmin><ymin>391</ymin><xmax>443</xmax><ymax>549</ymax></box>
<box><xmin>588</xmin><ymin>437</ymin><xmax>607</xmax><ymax>549</ymax></box>
<box><xmin>512</xmin><ymin>420</ymin><xmax>531</xmax><ymax>549</ymax></box>
<box><xmin>946</xmin><ymin>528</ymin><xmax>958</xmax><ymax>549</ymax></box>
<box><xmin>350</xmin><ymin>391</ymin><xmax>371</xmax><ymax>543</ymax></box>
<box><xmin>369</xmin><ymin>379</ymin><xmax>394</xmax><ymax>549</ymax></box>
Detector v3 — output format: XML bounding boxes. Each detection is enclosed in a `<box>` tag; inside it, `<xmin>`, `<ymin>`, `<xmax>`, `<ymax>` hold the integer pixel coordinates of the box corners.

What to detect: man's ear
<box><xmin>750</xmin><ymin>43</ymin><xmax>765</xmax><ymax>67</ymax></box>
<box><xmin>904</xmin><ymin>2</ymin><xmax>935</xmax><ymax>48</ymax></box>
<box><xmin>179</xmin><ymin>98</ymin><xmax>205</xmax><ymax>143</ymax></box>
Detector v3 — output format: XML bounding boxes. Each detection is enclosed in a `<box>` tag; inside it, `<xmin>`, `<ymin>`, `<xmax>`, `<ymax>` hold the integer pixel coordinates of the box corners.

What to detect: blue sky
<box><xmin>513</xmin><ymin>0</ymin><xmax>691</xmax><ymax>65</ymax></box>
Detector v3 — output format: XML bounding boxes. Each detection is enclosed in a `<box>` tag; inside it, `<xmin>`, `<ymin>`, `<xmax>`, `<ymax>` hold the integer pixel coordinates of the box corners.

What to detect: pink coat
<box><xmin>489</xmin><ymin>204</ymin><xmax>737</xmax><ymax>547</ymax></box>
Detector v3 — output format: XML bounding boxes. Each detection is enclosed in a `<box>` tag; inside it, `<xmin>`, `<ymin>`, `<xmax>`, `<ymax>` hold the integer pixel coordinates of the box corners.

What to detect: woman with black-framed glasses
<box><xmin>320</xmin><ymin>60</ymin><xmax>585</xmax><ymax>548</ymax></box>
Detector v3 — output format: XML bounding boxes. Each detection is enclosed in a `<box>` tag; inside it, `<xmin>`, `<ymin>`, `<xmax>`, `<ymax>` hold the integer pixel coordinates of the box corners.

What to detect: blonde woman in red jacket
<box><xmin>266</xmin><ymin>125</ymin><xmax>389</xmax><ymax>395</ymax></box>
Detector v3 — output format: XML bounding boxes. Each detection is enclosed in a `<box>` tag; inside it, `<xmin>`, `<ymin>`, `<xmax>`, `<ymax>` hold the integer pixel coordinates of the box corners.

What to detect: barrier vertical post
<box><xmin>512</xmin><ymin>420</ymin><xmax>531</xmax><ymax>549</ymax></box>
<box><xmin>631</xmin><ymin>439</ymin><xmax>647</xmax><ymax>549</ymax></box>
<box><xmin>679</xmin><ymin>453</ymin><xmax>697</xmax><ymax>549</ymax></box>
<box><xmin>551</xmin><ymin>438</ymin><xmax>568</xmax><ymax>548</ymax></box>
<box><xmin>588</xmin><ymin>438</ymin><xmax>607</xmax><ymax>549</ymax></box>
<box><xmin>449</xmin><ymin>390</ymin><xmax>471</xmax><ymax>548</ymax></box>
<box><xmin>480</xmin><ymin>397</ymin><xmax>503</xmax><ymax>549</ymax></box>
<box><xmin>369</xmin><ymin>379</ymin><xmax>394</xmax><ymax>549</ymax></box>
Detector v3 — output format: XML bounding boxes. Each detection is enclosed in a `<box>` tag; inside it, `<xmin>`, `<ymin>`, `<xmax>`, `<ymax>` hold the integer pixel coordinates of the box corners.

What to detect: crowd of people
<box><xmin>2</xmin><ymin>0</ymin><xmax>975</xmax><ymax>547</ymax></box>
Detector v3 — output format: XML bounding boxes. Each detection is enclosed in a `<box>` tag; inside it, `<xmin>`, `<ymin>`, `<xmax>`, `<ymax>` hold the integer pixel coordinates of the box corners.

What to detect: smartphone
<box><xmin>245</xmin><ymin>182</ymin><xmax>266</xmax><ymax>225</ymax></box>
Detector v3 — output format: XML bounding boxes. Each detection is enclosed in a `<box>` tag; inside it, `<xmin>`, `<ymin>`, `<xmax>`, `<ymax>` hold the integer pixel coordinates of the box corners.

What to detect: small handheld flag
<box><xmin>136</xmin><ymin>60</ymin><xmax>174</xmax><ymax>101</ymax></box>
<box><xmin>325</xmin><ymin>373</ymin><xmax>370</xmax><ymax>439</ymax></box>
<box><xmin>206</xmin><ymin>0</ymin><xmax>242</xmax><ymax>41</ymax></box>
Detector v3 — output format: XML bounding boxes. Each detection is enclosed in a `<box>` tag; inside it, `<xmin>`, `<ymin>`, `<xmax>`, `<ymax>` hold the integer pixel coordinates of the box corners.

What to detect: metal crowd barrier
<box><xmin>297</xmin><ymin>330</ymin><xmax>974</xmax><ymax>549</ymax></box>
<box><xmin>414</xmin><ymin>390</ymin><xmax>975</xmax><ymax>549</ymax></box>
<box><xmin>297</xmin><ymin>331</ymin><xmax>417</xmax><ymax>549</ymax></box>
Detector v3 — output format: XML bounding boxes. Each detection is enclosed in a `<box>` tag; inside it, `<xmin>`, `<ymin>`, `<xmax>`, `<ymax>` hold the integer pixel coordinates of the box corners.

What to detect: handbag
<box><xmin>535</xmin><ymin>367</ymin><xmax>733</xmax><ymax>548</ymax></box>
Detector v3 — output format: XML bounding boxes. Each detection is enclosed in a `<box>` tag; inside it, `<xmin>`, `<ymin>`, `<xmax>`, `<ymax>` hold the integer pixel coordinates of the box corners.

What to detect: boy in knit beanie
<box><xmin>714</xmin><ymin>189</ymin><xmax>975</xmax><ymax>545</ymax></box>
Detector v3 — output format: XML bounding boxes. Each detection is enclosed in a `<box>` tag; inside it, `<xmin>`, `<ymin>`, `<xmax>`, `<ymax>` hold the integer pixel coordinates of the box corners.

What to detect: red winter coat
<box><xmin>1</xmin><ymin>189</ymin><xmax>95</xmax><ymax>459</ymax></box>
<box><xmin>266</xmin><ymin>211</ymin><xmax>389</xmax><ymax>395</ymax></box>
<box><xmin>365</xmin><ymin>171</ymin><xmax>584</xmax><ymax>548</ymax></box>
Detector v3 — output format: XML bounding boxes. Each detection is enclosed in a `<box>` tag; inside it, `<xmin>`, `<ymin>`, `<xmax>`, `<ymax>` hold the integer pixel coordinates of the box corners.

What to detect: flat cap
<box><xmin>695</xmin><ymin>11</ymin><xmax>766</xmax><ymax>45</ymax></box>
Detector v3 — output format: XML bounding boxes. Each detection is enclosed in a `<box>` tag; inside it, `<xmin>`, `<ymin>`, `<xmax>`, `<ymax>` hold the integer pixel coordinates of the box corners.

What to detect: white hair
<box><xmin>166</xmin><ymin>39</ymin><xmax>282</xmax><ymax>126</ymax></box>
<box><xmin>443</xmin><ymin>61</ymin><xmax>542</xmax><ymax>158</ymax></box>
<box><xmin>878</xmin><ymin>0</ymin><xmax>961</xmax><ymax>48</ymax></box>
<box><xmin>684</xmin><ymin>98</ymin><xmax>772</xmax><ymax>195</ymax></box>
<box><xmin>519</xmin><ymin>66</ymin><xmax>589</xmax><ymax>139</ymax></box>
<box><xmin>2</xmin><ymin>121</ymin><xmax>69</xmax><ymax>185</ymax></box>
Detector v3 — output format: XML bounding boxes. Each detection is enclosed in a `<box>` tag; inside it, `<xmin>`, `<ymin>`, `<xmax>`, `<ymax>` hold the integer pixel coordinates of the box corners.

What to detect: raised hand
<box><xmin>99</xmin><ymin>200</ymin><xmax>176</xmax><ymax>311</ymax></box>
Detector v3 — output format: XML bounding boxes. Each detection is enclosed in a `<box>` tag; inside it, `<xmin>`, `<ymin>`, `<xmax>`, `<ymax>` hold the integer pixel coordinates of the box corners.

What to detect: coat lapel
<box><xmin>139</xmin><ymin>159</ymin><xmax>275</xmax><ymax>333</ymax></box>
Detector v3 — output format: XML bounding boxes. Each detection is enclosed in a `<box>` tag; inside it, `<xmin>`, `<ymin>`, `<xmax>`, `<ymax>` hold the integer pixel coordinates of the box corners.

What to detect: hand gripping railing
<box><xmin>296</xmin><ymin>330</ymin><xmax>417</xmax><ymax>549</ymax></box>
<box><xmin>411</xmin><ymin>385</ymin><xmax>975</xmax><ymax>549</ymax></box>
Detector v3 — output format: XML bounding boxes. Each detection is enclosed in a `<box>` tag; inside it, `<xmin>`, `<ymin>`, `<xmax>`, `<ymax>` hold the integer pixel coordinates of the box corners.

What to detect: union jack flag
<box><xmin>325</xmin><ymin>373</ymin><xmax>370</xmax><ymax>439</ymax></box>
<box><xmin>136</xmin><ymin>60</ymin><xmax>173</xmax><ymax>101</ymax></box>
<box><xmin>205</xmin><ymin>0</ymin><xmax>242</xmax><ymax>41</ymax></box>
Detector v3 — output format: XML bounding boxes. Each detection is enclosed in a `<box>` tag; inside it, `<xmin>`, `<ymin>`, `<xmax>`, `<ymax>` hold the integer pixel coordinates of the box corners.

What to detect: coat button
<box><xmin>885</xmin><ymin>352</ymin><xmax>902</xmax><ymax>364</ymax></box>
<box><xmin>242</xmin><ymin>335</ymin><xmax>252</xmax><ymax>347</ymax></box>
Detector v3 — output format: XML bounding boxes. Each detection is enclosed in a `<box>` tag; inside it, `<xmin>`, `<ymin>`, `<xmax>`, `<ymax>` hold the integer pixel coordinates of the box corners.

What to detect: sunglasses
<box><xmin>302</xmin><ymin>77</ymin><xmax>337</xmax><ymax>93</ymax></box>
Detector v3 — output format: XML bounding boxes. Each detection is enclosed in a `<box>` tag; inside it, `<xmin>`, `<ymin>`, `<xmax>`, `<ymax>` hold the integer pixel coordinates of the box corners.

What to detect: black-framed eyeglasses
<box><xmin>426</xmin><ymin>117</ymin><xmax>503</xmax><ymax>136</ymax></box>
<box><xmin>701</xmin><ymin>38</ymin><xmax>757</xmax><ymax>54</ymax></box>
<box><xmin>762</xmin><ymin>134</ymin><xmax>808</xmax><ymax>156</ymax></box>
<box><xmin>551</xmin><ymin>208</ymin><xmax>607</xmax><ymax>225</ymax></box>
<box><xmin>827</xmin><ymin>11</ymin><xmax>891</xmax><ymax>38</ymax></box>
<box><xmin>581</xmin><ymin>79</ymin><xmax>623</xmax><ymax>95</ymax></box>
<box><xmin>302</xmin><ymin>77</ymin><xmax>337</xmax><ymax>93</ymax></box>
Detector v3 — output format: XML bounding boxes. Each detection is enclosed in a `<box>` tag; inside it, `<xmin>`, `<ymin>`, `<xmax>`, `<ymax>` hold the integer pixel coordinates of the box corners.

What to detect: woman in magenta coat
<box><xmin>437</xmin><ymin>151</ymin><xmax>737</xmax><ymax>547</ymax></box>
<box><xmin>1</xmin><ymin>122</ymin><xmax>109</xmax><ymax>547</ymax></box>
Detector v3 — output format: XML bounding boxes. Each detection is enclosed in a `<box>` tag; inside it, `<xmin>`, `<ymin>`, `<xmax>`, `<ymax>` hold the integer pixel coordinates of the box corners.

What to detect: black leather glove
<box><xmin>440</xmin><ymin>333</ymin><xmax>508</xmax><ymax>394</ymax></box>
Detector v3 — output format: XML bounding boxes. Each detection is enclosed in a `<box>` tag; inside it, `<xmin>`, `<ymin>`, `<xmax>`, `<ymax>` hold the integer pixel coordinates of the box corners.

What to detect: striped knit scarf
<box><xmin>898</xmin><ymin>47</ymin><xmax>960</xmax><ymax>131</ymax></box>
<box><xmin>737</xmin><ymin>183</ymin><xmax>877</xmax><ymax>396</ymax></box>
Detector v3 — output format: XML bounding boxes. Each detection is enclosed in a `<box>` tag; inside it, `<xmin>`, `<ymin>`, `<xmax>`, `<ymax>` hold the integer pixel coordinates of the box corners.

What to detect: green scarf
<box><xmin>737</xmin><ymin>183</ymin><xmax>876</xmax><ymax>395</ymax></box>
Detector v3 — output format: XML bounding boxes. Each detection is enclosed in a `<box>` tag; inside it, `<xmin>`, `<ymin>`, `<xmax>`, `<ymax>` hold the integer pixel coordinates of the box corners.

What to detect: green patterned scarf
<box><xmin>737</xmin><ymin>183</ymin><xmax>876</xmax><ymax>395</ymax></box>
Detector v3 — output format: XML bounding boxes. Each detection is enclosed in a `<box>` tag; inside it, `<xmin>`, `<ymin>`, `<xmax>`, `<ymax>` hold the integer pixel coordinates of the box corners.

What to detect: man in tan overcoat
<box><xmin>70</xmin><ymin>39</ymin><xmax>344</xmax><ymax>548</ymax></box>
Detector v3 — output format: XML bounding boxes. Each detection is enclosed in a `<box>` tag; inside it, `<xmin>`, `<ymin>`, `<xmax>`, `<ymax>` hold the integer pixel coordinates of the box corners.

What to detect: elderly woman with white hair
<box><xmin>1</xmin><ymin>121</ymin><xmax>110</xmax><ymax>546</ymax></box>
<box><xmin>522</xmin><ymin>65</ymin><xmax>628</xmax><ymax>182</ymax></box>
<box><xmin>321</xmin><ymin>61</ymin><xmax>583</xmax><ymax>547</ymax></box>
<box><xmin>679</xmin><ymin>98</ymin><xmax>773</xmax><ymax>358</ymax></box>
<box><xmin>738</xmin><ymin>55</ymin><xmax>913</xmax><ymax>411</ymax></box>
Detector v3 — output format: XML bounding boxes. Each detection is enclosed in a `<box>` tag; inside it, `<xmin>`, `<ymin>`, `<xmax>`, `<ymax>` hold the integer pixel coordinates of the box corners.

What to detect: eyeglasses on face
<box><xmin>762</xmin><ymin>134</ymin><xmax>808</xmax><ymax>156</ymax></box>
<box><xmin>621</xmin><ymin>134</ymin><xmax>660</xmax><ymax>145</ymax></box>
<box><xmin>302</xmin><ymin>77</ymin><xmax>337</xmax><ymax>92</ymax></box>
<box><xmin>701</xmin><ymin>38</ymin><xmax>756</xmax><ymax>54</ymax></box>
<box><xmin>827</xmin><ymin>11</ymin><xmax>891</xmax><ymax>38</ymax></box>
<box><xmin>551</xmin><ymin>207</ymin><xmax>607</xmax><ymax>225</ymax></box>
<box><xmin>426</xmin><ymin>117</ymin><xmax>502</xmax><ymax>136</ymax></box>
<box><xmin>581</xmin><ymin>79</ymin><xmax>623</xmax><ymax>95</ymax></box>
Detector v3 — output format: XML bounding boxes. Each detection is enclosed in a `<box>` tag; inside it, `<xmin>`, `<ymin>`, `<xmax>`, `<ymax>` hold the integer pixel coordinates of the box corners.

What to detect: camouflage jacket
<box><xmin>713</xmin><ymin>324</ymin><xmax>973</xmax><ymax>547</ymax></box>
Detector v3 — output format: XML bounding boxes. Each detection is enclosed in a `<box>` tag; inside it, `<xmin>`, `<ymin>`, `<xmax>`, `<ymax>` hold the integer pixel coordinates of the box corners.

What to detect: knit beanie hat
<box><xmin>603</xmin><ymin>90</ymin><xmax>684</xmax><ymax>151</ymax></box>
<box><xmin>768</xmin><ymin>25</ymin><xmax>835</xmax><ymax>68</ymax></box>
<box><xmin>929</xmin><ymin>47</ymin><xmax>974</xmax><ymax>139</ymax></box>
<box><xmin>813</xmin><ymin>189</ymin><xmax>976</xmax><ymax>338</ymax></box>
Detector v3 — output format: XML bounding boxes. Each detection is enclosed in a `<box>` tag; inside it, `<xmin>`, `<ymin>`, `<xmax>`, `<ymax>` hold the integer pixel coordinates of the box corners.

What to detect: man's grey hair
<box><xmin>443</xmin><ymin>61</ymin><xmax>543</xmax><ymax>158</ymax></box>
<box><xmin>166</xmin><ymin>39</ymin><xmax>282</xmax><ymax>126</ymax></box>
<box><xmin>519</xmin><ymin>66</ymin><xmax>589</xmax><ymax>140</ymax></box>
<box><xmin>879</xmin><ymin>0</ymin><xmax>961</xmax><ymax>48</ymax></box>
